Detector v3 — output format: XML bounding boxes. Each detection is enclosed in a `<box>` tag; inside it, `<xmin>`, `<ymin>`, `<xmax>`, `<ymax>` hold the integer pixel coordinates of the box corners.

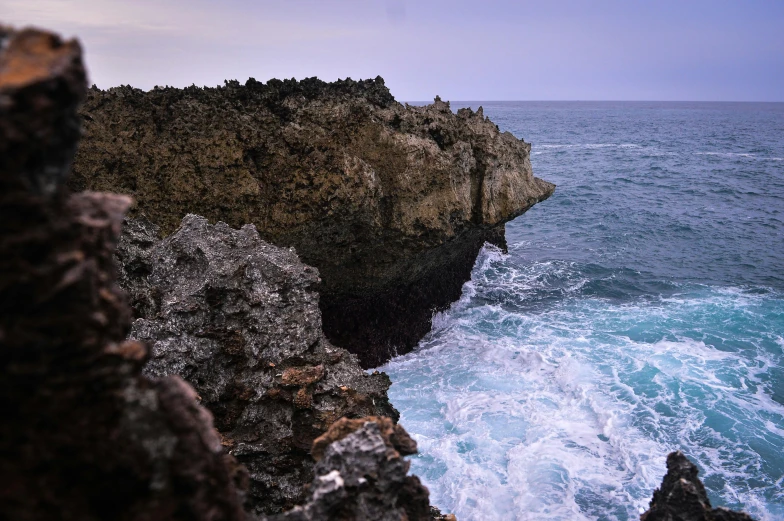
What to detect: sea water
<box><xmin>381</xmin><ymin>102</ymin><xmax>784</xmax><ymax>520</ymax></box>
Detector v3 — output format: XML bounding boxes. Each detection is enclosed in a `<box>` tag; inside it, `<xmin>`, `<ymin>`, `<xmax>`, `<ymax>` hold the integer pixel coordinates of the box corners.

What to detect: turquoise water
<box><xmin>382</xmin><ymin>102</ymin><xmax>784</xmax><ymax>520</ymax></box>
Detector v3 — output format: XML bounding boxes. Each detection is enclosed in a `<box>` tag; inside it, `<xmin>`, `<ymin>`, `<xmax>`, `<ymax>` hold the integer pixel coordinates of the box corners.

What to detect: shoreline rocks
<box><xmin>69</xmin><ymin>79</ymin><xmax>555</xmax><ymax>367</ymax></box>
<box><xmin>0</xmin><ymin>24</ymin><xmax>447</xmax><ymax>521</ymax></box>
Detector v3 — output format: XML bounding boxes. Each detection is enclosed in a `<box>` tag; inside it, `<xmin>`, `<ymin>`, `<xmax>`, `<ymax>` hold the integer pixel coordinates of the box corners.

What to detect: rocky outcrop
<box><xmin>0</xmin><ymin>26</ymin><xmax>248</xmax><ymax>521</ymax></box>
<box><xmin>3</xmin><ymin>23</ymin><xmax>764</xmax><ymax>521</ymax></box>
<box><xmin>118</xmin><ymin>215</ymin><xmax>398</xmax><ymax>514</ymax></box>
<box><xmin>69</xmin><ymin>79</ymin><xmax>555</xmax><ymax>366</ymax></box>
<box><xmin>641</xmin><ymin>452</ymin><xmax>755</xmax><ymax>521</ymax></box>
<box><xmin>270</xmin><ymin>417</ymin><xmax>453</xmax><ymax>521</ymax></box>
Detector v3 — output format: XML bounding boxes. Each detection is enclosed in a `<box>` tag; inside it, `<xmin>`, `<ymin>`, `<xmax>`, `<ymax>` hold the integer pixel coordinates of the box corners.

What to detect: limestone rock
<box><xmin>0</xmin><ymin>26</ymin><xmax>248</xmax><ymax>521</ymax></box>
<box><xmin>119</xmin><ymin>215</ymin><xmax>398</xmax><ymax>514</ymax></box>
<box><xmin>641</xmin><ymin>452</ymin><xmax>755</xmax><ymax>521</ymax></box>
<box><xmin>69</xmin><ymin>78</ymin><xmax>555</xmax><ymax>366</ymax></box>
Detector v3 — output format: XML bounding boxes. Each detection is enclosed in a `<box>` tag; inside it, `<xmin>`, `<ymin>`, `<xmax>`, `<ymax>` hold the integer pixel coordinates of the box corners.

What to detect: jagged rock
<box><xmin>119</xmin><ymin>215</ymin><xmax>398</xmax><ymax>514</ymax></box>
<box><xmin>0</xmin><ymin>26</ymin><xmax>248</xmax><ymax>521</ymax></box>
<box><xmin>641</xmin><ymin>452</ymin><xmax>755</xmax><ymax>521</ymax></box>
<box><xmin>310</xmin><ymin>416</ymin><xmax>416</xmax><ymax>462</ymax></box>
<box><xmin>115</xmin><ymin>215</ymin><xmax>161</xmax><ymax>318</ymax></box>
<box><xmin>268</xmin><ymin>417</ymin><xmax>448</xmax><ymax>521</ymax></box>
<box><xmin>69</xmin><ymin>79</ymin><xmax>555</xmax><ymax>366</ymax></box>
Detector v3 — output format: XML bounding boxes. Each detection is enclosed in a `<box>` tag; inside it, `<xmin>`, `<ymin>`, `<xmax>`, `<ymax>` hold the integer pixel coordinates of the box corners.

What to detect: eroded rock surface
<box><xmin>641</xmin><ymin>452</ymin><xmax>756</xmax><ymax>521</ymax></box>
<box><xmin>119</xmin><ymin>215</ymin><xmax>398</xmax><ymax>514</ymax></box>
<box><xmin>0</xmin><ymin>26</ymin><xmax>248</xmax><ymax>521</ymax></box>
<box><xmin>269</xmin><ymin>417</ymin><xmax>452</xmax><ymax>521</ymax></box>
<box><xmin>70</xmin><ymin>79</ymin><xmax>555</xmax><ymax>366</ymax></box>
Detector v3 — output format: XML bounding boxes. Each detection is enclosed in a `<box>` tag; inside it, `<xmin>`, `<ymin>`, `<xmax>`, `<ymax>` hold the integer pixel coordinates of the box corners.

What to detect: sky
<box><xmin>2</xmin><ymin>0</ymin><xmax>783</xmax><ymax>101</ymax></box>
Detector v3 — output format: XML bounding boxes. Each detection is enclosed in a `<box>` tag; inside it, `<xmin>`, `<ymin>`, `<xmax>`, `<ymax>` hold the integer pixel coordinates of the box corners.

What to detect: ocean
<box><xmin>381</xmin><ymin>101</ymin><xmax>784</xmax><ymax>520</ymax></box>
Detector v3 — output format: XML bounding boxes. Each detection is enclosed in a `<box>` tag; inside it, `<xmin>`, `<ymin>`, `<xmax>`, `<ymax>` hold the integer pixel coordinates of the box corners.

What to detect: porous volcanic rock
<box><xmin>119</xmin><ymin>214</ymin><xmax>398</xmax><ymax>514</ymax></box>
<box><xmin>641</xmin><ymin>452</ymin><xmax>755</xmax><ymax>521</ymax></box>
<box><xmin>69</xmin><ymin>79</ymin><xmax>555</xmax><ymax>366</ymax></box>
<box><xmin>269</xmin><ymin>417</ymin><xmax>453</xmax><ymax>521</ymax></box>
<box><xmin>0</xmin><ymin>26</ymin><xmax>248</xmax><ymax>521</ymax></box>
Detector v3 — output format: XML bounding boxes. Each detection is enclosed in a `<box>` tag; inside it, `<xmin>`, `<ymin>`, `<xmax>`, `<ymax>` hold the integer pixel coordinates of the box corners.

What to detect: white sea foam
<box><xmin>537</xmin><ymin>143</ymin><xmax>642</xmax><ymax>149</ymax></box>
<box><xmin>694</xmin><ymin>152</ymin><xmax>784</xmax><ymax>161</ymax></box>
<box><xmin>531</xmin><ymin>145</ymin><xmax>783</xmax><ymax>162</ymax></box>
<box><xmin>382</xmin><ymin>251</ymin><xmax>784</xmax><ymax>521</ymax></box>
<box><xmin>696</xmin><ymin>152</ymin><xmax>756</xmax><ymax>158</ymax></box>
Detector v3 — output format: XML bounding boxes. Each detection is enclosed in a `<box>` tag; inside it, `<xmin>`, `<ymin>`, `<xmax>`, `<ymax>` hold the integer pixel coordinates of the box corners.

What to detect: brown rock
<box><xmin>311</xmin><ymin>416</ymin><xmax>417</xmax><ymax>462</ymax></box>
<box><xmin>281</xmin><ymin>365</ymin><xmax>326</xmax><ymax>387</ymax></box>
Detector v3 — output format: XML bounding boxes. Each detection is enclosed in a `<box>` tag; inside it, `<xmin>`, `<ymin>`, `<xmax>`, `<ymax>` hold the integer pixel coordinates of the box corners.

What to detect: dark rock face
<box><xmin>118</xmin><ymin>215</ymin><xmax>398</xmax><ymax>514</ymax></box>
<box><xmin>641</xmin><ymin>452</ymin><xmax>755</xmax><ymax>521</ymax></box>
<box><xmin>269</xmin><ymin>417</ymin><xmax>453</xmax><ymax>521</ymax></box>
<box><xmin>69</xmin><ymin>80</ymin><xmax>555</xmax><ymax>367</ymax></box>
<box><xmin>0</xmin><ymin>26</ymin><xmax>248</xmax><ymax>521</ymax></box>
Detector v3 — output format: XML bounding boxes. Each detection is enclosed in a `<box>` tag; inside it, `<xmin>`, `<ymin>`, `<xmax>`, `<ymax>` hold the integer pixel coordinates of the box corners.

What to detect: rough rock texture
<box><xmin>119</xmin><ymin>214</ymin><xmax>398</xmax><ymax>514</ymax></box>
<box><xmin>0</xmin><ymin>26</ymin><xmax>248</xmax><ymax>521</ymax></box>
<box><xmin>641</xmin><ymin>452</ymin><xmax>756</xmax><ymax>521</ymax></box>
<box><xmin>69</xmin><ymin>79</ymin><xmax>555</xmax><ymax>366</ymax></box>
<box><xmin>269</xmin><ymin>417</ymin><xmax>454</xmax><ymax>521</ymax></box>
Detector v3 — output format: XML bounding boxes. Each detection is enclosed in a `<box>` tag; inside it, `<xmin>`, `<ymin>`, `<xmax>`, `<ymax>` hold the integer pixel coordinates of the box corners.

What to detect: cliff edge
<box><xmin>69</xmin><ymin>79</ymin><xmax>554</xmax><ymax>366</ymax></box>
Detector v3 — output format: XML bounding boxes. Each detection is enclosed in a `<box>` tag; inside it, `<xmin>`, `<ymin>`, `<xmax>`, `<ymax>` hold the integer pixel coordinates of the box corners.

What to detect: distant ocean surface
<box><xmin>382</xmin><ymin>102</ymin><xmax>784</xmax><ymax>520</ymax></box>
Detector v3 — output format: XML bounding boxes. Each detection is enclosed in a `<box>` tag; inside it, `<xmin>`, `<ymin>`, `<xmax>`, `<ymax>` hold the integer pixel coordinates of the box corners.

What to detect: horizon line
<box><xmin>404</xmin><ymin>99</ymin><xmax>784</xmax><ymax>104</ymax></box>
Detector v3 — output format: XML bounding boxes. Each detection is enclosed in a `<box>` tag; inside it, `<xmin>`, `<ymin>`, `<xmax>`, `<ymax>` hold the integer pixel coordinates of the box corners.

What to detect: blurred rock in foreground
<box><xmin>0</xmin><ymin>25</ymin><xmax>248</xmax><ymax>521</ymax></box>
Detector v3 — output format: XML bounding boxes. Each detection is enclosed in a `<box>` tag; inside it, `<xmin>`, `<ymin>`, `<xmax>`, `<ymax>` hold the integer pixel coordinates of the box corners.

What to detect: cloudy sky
<box><xmin>2</xmin><ymin>0</ymin><xmax>783</xmax><ymax>101</ymax></box>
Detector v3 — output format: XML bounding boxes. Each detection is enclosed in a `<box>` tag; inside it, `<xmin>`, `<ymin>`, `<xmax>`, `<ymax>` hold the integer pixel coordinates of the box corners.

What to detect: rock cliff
<box><xmin>117</xmin><ymin>214</ymin><xmax>398</xmax><ymax>514</ymax></box>
<box><xmin>69</xmin><ymin>79</ymin><xmax>555</xmax><ymax>366</ymax></box>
